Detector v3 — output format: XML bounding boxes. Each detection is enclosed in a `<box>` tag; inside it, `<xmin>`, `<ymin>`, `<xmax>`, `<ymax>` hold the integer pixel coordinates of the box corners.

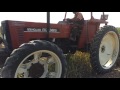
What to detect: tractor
<box><xmin>0</xmin><ymin>12</ymin><xmax>119</xmax><ymax>78</ymax></box>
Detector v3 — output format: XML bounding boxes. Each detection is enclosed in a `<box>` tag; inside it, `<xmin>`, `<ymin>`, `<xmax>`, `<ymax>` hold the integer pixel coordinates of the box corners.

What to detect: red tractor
<box><xmin>0</xmin><ymin>12</ymin><xmax>119</xmax><ymax>78</ymax></box>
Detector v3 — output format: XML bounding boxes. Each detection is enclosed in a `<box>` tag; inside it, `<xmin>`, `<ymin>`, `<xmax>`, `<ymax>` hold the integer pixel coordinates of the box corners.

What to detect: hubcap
<box><xmin>28</xmin><ymin>63</ymin><xmax>44</xmax><ymax>78</ymax></box>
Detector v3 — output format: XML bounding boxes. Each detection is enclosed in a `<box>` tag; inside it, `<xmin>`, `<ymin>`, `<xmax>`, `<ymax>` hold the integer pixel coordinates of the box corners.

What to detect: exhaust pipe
<box><xmin>47</xmin><ymin>12</ymin><xmax>50</xmax><ymax>40</ymax></box>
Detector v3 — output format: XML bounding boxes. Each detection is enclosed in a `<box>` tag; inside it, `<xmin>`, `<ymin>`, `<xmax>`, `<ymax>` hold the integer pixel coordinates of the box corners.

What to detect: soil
<box><xmin>91</xmin><ymin>67</ymin><xmax>120</xmax><ymax>78</ymax></box>
<box><xmin>0</xmin><ymin>59</ymin><xmax>120</xmax><ymax>78</ymax></box>
<box><xmin>1</xmin><ymin>66</ymin><xmax>120</xmax><ymax>78</ymax></box>
<box><xmin>91</xmin><ymin>58</ymin><xmax>120</xmax><ymax>78</ymax></box>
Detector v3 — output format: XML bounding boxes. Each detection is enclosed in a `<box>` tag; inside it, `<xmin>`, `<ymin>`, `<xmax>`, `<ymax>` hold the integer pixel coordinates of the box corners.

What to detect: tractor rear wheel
<box><xmin>90</xmin><ymin>25</ymin><xmax>120</xmax><ymax>74</ymax></box>
<box><xmin>1</xmin><ymin>40</ymin><xmax>67</xmax><ymax>78</ymax></box>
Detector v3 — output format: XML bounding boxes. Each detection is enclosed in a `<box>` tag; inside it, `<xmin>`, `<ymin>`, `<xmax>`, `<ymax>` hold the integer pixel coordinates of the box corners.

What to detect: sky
<box><xmin>0</xmin><ymin>12</ymin><xmax>120</xmax><ymax>27</ymax></box>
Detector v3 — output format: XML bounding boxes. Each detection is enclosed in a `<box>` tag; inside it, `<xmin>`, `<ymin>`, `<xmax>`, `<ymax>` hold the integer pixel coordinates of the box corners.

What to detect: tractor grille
<box><xmin>16</xmin><ymin>27</ymin><xmax>24</xmax><ymax>45</ymax></box>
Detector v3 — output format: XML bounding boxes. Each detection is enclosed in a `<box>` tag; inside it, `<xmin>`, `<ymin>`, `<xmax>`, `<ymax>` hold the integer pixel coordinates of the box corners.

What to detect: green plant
<box><xmin>66</xmin><ymin>51</ymin><xmax>95</xmax><ymax>78</ymax></box>
<box><xmin>117</xmin><ymin>27</ymin><xmax>120</xmax><ymax>34</ymax></box>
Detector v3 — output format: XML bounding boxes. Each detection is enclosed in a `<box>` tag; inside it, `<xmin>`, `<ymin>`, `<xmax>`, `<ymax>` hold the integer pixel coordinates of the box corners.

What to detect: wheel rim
<box><xmin>99</xmin><ymin>31</ymin><xmax>119</xmax><ymax>69</ymax></box>
<box><xmin>14</xmin><ymin>50</ymin><xmax>62</xmax><ymax>78</ymax></box>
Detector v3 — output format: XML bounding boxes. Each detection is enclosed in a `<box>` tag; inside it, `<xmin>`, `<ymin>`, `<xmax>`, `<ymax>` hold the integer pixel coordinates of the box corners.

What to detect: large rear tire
<box><xmin>90</xmin><ymin>25</ymin><xmax>120</xmax><ymax>74</ymax></box>
<box><xmin>1</xmin><ymin>40</ymin><xmax>67</xmax><ymax>78</ymax></box>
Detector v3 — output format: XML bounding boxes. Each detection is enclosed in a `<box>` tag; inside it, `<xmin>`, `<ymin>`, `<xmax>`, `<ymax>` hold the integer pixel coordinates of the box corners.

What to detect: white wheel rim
<box><xmin>14</xmin><ymin>50</ymin><xmax>62</xmax><ymax>78</ymax></box>
<box><xmin>99</xmin><ymin>31</ymin><xmax>119</xmax><ymax>69</ymax></box>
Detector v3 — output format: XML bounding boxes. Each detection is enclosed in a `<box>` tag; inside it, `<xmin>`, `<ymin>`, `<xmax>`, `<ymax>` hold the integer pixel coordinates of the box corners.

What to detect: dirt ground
<box><xmin>91</xmin><ymin>58</ymin><xmax>120</xmax><ymax>78</ymax></box>
<box><xmin>91</xmin><ymin>67</ymin><xmax>120</xmax><ymax>78</ymax></box>
<box><xmin>0</xmin><ymin>59</ymin><xmax>120</xmax><ymax>78</ymax></box>
<box><xmin>0</xmin><ymin>66</ymin><xmax>120</xmax><ymax>78</ymax></box>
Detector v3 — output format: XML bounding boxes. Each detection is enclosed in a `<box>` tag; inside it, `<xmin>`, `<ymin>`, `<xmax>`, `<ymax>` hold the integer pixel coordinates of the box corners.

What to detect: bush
<box><xmin>66</xmin><ymin>51</ymin><xmax>95</xmax><ymax>78</ymax></box>
<box><xmin>117</xmin><ymin>27</ymin><xmax>120</xmax><ymax>34</ymax></box>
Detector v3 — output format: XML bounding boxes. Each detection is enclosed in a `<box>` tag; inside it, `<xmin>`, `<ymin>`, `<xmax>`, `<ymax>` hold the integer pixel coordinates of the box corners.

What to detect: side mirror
<box><xmin>101</xmin><ymin>14</ymin><xmax>108</xmax><ymax>20</ymax></box>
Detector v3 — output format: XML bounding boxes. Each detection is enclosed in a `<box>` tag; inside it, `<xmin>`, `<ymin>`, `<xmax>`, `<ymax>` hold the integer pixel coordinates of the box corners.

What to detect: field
<box><xmin>66</xmin><ymin>27</ymin><xmax>120</xmax><ymax>78</ymax></box>
<box><xmin>66</xmin><ymin>51</ymin><xmax>120</xmax><ymax>78</ymax></box>
<box><xmin>0</xmin><ymin>27</ymin><xmax>120</xmax><ymax>78</ymax></box>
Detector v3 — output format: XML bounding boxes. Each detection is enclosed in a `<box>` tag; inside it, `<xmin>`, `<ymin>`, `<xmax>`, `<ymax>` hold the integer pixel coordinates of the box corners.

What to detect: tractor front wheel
<box><xmin>90</xmin><ymin>25</ymin><xmax>120</xmax><ymax>74</ymax></box>
<box><xmin>1</xmin><ymin>40</ymin><xmax>67</xmax><ymax>78</ymax></box>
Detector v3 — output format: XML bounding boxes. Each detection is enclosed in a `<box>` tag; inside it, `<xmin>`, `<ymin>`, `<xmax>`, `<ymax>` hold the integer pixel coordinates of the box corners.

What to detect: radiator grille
<box><xmin>16</xmin><ymin>27</ymin><xmax>24</xmax><ymax>45</ymax></box>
